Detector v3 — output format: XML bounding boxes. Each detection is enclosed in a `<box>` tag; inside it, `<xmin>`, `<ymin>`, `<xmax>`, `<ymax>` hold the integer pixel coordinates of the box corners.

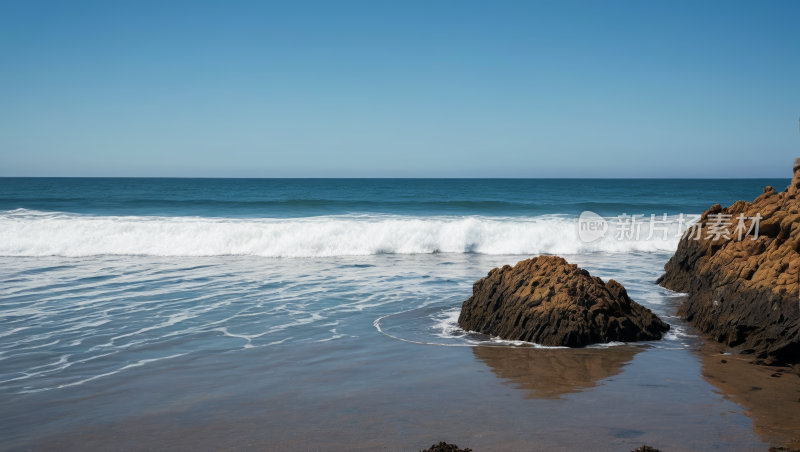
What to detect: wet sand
<box><xmin>471</xmin><ymin>346</ymin><xmax>641</xmax><ymax>399</ymax></box>
<box><xmin>0</xmin><ymin>338</ymin><xmax>776</xmax><ymax>452</ymax></box>
<box><xmin>697</xmin><ymin>341</ymin><xmax>800</xmax><ymax>450</ymax></box>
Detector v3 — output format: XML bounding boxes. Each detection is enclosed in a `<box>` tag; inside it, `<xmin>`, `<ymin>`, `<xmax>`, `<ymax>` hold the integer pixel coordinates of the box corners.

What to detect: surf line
<box><xmin>371</xmin><ymin>309</ymin><xmax>680</xmax><ymax>350</ymax></box>
<box><xmin>373</xmin><ymin>309</ymin><xmax>550</xmax><ymax>349</ymax></box>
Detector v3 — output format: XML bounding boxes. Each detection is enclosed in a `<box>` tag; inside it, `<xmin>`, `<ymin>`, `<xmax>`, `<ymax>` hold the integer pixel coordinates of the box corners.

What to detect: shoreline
<box><xmin>696</xmin><ymin>340</ymin><xmax>800</xmax><ymax>450</ymax></box>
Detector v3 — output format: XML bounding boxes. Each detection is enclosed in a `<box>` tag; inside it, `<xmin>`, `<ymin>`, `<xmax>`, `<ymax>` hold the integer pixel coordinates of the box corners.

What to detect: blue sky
<box><xmin>1</xmin><ymin>0</ymin><xmax>798</xmax><ymax>177</ymax></box>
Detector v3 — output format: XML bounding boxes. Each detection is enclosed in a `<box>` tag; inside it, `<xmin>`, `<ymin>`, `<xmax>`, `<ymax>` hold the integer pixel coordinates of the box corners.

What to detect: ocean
<box><xmin>0</xmin><ymin>178</ymin><xmax>792</xmax><ymax>451</ymax></box>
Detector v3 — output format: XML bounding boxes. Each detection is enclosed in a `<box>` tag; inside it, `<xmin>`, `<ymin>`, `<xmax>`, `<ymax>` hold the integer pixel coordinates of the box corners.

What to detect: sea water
<box><xmin>0</xmin><ymin>178</ymin><xmax>791</xmax><ymax>451</ymax></box>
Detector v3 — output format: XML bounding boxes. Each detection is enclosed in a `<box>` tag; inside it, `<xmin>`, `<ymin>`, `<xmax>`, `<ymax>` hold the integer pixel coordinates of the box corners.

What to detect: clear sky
<box><xmin>1</xmin><ymin>0</ymin><xmax>798</xmax><ymax>178</ymax></box>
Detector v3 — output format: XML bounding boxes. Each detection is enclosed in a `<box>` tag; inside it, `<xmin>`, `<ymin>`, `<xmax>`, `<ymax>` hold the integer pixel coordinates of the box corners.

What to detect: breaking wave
<box><xmin>0</xmin><ymin>209</ymin><xmax>682</xmax><ymax>257</ymax></box>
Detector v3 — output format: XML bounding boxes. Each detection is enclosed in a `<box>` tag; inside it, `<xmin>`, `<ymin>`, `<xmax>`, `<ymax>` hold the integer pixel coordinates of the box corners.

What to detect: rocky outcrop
<box><xmin>657</xmin><ymin>159</ymin><xmax>800</xmax><ymax>365</ymax></box>
<box><xmin>419</xmin><ymin>442</ymin><xmax>472</xmax><ymax>452</ymax></box>
<box><xmin>457</xmin><ymin>256</ymin><xmax>670</xmax><ymax>347</ymax></box>
<box><xmin>631</xmin><ymin>447</ymin><xmax>662</xmax><ymax>452</ymax></box>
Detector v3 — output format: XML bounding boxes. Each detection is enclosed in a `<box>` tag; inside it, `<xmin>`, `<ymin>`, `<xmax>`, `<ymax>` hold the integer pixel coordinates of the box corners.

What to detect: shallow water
<box><xmin>0</xmin><ymin>252</ymin><xmax>774</xmax><ymax>451</ymax></box>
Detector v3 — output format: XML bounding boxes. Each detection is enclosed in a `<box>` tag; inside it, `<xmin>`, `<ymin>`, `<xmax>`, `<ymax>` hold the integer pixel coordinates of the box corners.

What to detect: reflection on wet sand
<box><xmin>472</xmin><ymin>345</ymin><xmax>641</xmax><ymax>399</ymax></box>
<box><xmin>696</xmin><ymin>342</ymin><xmax>800</xmax><ymax>450</ymax></box>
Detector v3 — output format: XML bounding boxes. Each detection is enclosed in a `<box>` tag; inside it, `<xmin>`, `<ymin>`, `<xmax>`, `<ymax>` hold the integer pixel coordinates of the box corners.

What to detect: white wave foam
<box><xmin>663</xmin><ymin>324</ymin><xmax>698</xmax><ymax>342</ymax></box>
<box><xmin>428</xmin><ymin>308</ymin><xmax>566</xmax><ymax>348</ymax></box>
<box><xmin>430</xmin><ymin>308</ymin><xmax>463</xmax><ymax>338</ymax></box>
<box><xmin>0</xmin><ymin>209</ymin><xmax>683</xmax><ymax>258</ymax></box>
<box><xmin>586</xmin><ymin>341</ymin><xmax>626</xmax><ymax>348</ymax></box>
<box><xmin>374</xmin><ymin>308</ymin><xmax>565</xmax><ymax>348</ymax></box>
<box><xmin>54</xmin><ymin>353</ymin><xmax>187</xmax><ymax>390</ymax></box>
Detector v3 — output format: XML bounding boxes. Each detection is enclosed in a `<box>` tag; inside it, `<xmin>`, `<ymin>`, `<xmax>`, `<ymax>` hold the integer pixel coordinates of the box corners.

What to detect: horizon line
<box><xmin>0</xmin><ymin>176</ymin><xmax>793</xmax><ymax>180</ymax></box>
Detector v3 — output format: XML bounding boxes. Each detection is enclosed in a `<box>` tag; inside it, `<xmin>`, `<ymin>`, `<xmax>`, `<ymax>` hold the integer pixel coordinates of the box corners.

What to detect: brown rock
<box><xmin>657</xmin><ymin>159</ymin><xmax>800</xmax><ymax>365</ymax></box>
<box><xmin>419</xmin><ymin>442</ymin><xmax>472</xmax><ymax>452</ymax></box>
<box><xmin>631</xmin><ymin>446</ymin><xmax>662</xmax><ymax>452</ymax></box>
<box><xmin>457</xmin><ymin>256</ymin><xmax>670</xmax><ymax>346</ymax></box>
